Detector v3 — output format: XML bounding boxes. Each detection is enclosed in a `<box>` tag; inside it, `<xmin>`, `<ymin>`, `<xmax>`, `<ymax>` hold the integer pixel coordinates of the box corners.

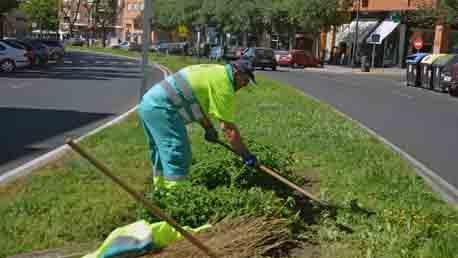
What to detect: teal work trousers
<box><xmin>138</xmin><ymin>84</ymin><xmax>191</xmax><ymax>182</ymax></box>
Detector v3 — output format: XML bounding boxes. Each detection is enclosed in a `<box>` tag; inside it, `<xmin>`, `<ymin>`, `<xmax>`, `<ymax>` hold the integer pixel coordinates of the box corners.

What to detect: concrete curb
<box><xmin>297</xmin><ymin>89</ymin><xmax>458</xmax><ymax>205</ymax></box>
<box><xmin>0</xmin><ymin>51</ymin><xmax>169</xmax><ymax>186</ymax></box>
<box><xmin>303</xmin><ymin>67</ymin><xmax>405</xmax><ymax>77</ymax></box>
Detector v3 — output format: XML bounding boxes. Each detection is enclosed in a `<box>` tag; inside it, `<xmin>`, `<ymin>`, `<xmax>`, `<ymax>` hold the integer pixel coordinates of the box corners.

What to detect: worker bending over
<box><xmin>138</xmin><ymin>59</ymin><xmax>258</xmax><ymax>188</ymax></box>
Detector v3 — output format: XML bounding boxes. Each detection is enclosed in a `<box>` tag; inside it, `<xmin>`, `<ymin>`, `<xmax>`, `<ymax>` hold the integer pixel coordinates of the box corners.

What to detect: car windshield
<box><xmin>2</xmin><ymin>40</ymin><xmax>26</xmax><ymax>50</ymax></box>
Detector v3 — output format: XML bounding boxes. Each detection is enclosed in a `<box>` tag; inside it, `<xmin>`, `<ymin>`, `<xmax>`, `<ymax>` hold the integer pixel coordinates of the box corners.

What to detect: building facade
<box><xmin>60</xmin><ymin>0</ymin><xmax>172</xmax><ymax>44</ymax></box>
<box><xmin>322</xmin><ymin>0</ymin><xmax>454</xmax><ymax>67</ymax></box>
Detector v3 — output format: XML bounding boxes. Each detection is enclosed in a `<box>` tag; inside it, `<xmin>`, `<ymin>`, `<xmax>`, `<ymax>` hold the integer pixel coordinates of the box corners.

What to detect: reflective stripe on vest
<box><xmin>158</xmin><ymin>72</ymin><xmax>204</xmax><ymax>123</ymax></box>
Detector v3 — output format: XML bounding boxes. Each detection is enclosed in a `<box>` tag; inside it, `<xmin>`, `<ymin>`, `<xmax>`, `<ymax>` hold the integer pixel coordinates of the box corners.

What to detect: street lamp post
<box><xmin>351</xmin><ymin>0</ymin><xmax>360</xmax><ymax>67</ymax></box>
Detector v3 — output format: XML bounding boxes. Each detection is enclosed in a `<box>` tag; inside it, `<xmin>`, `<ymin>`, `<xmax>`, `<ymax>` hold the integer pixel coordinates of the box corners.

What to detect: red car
<box><xmin>275</xmin><ymin>49</ymin><xmax>322</xmax><ymax>68</ymax></box>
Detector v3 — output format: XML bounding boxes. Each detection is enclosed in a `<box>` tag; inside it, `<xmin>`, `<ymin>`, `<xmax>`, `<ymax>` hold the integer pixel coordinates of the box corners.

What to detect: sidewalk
<box><xmin>304</xmin><ymin>64</ymin><xmax>405</xmax><ymax>78</ymax></box>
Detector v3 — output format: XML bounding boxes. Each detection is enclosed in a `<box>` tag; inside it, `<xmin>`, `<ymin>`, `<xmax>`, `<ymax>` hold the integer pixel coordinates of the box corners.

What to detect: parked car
<box><xmin>275</xmin><ymin>49</ymin><xmax>322</xmax><ymax>68</ymax></box>
<box><xmin>447</xmin><ymin>63</ymin><xmax>458</xmax><ymax>97</ymax></box>
<box><xmin>67</xmin><ymin>37</ymin><xmax>85</xmax><ymax>46</ymax></box>
<box><xmin>275</xmin><ymin>50</ymin><xmax>290</xmax><ymax>66</ymax></box>
<box><xmin>22</xmin><ymin>39</ymin><xmax>50</xmax><ymax>65</ymax></box>
<box><xmin>0</xmin><ymin>40</ymin><xmax>31</xmax><ymax>72</ymax></box>
<box><xmin>39</xmin><ymin>39</ymin><xmax>65</xmax><ymax>61</ymax></box>
<box><xmin>1</xmin><ymin>39</ymin><xmax>35</xmax><ymax>65</ymax></box>
<box><xmin>116</xmin><ymin>41</ymin><xmax>130</xmax><ymax>50</ymax></box>
<box><xmin>156</xmin><ymin>42</ymin><xmax>188</xmax><ymax>55</ymax></box>
<box><xmin>243</xmin><ymin>47</ymin><xmax>277</xmax><ymax>70</ymax></box>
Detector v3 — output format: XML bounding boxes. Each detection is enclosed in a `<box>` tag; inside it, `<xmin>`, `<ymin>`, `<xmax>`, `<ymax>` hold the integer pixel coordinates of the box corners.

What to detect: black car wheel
<box><xmin>0</xmin><ymin>59</ymin><xmax>15</xmax><ymax>72</ymax></box>
<box><xmin>272</xmin><ymin>65</ymin><xmax>277</xmax><ymax>71</ymax></box>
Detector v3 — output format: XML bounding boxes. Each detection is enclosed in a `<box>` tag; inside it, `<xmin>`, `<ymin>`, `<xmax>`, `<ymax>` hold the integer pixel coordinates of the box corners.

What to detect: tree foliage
<box><xmin>61</xmin><ymin>0</ymin><xmax>84</xmax><ymax>37</ymax></box>
<box><xmin>408</xmin><ymin>0</ymin><xmax>458</xmax><ymax>27</ymax></box>
<box><xmin>151</xmin><ymin>0</ymin><xmax>350</xmax><ymax>36</ymax></box>
<box><xmin>20</xmin><ymin>0</ymin><xmax>58</xmax><ymax>32</ymax></box>
<box><xmin>90</xmin><ymin>0</ymin><xmax>123</xmax><ymax>47</ymax></box>
<box><xmin>0</xmin><ymin>0</ymin><xmax>18</xmax><ymax>14</ymax></box>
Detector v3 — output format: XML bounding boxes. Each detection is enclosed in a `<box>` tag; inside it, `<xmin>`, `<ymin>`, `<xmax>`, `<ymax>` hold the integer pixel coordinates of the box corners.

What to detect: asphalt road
<box><xmin>0</xmin><ymin>51</ymin><xmax>164</xmax><ymax>176</ymax></box>
<box><xmin>260</xmin><ymin>68</ymin><xmax>458</xmax><ymax>200</ymax></box>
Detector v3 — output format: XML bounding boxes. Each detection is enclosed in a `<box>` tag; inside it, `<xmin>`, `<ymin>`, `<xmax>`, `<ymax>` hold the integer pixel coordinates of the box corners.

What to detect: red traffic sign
<box><xmin>413</xmin><ymin>38</ymin><xmax>423</xmax><ymax>50</ymax></box>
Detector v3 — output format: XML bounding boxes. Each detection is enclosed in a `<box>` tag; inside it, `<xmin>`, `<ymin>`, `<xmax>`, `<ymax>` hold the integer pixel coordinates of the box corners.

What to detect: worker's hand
<box><xmin>242</xmin><ymin>153</ymin><xmax>257</xmax><ymax>168</ymax></box>
<box><xmin>204</xmin><ymin>127</ymin><xmax>219</xmax><ymax>143</ymax></box>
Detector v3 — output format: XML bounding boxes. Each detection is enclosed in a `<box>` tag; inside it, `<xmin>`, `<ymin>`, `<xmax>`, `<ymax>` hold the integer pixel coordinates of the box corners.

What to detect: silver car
<box><xmin>0</xmin><ymin>40</ymin><xmax>31</xmax><ymax>72</ymax></box>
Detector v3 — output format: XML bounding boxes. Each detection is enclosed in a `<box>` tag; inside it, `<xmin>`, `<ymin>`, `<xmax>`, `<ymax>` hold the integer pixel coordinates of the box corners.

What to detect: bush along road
<box><xmin>0</xmin><ymin>48</ymin><xmax>457</xmax><ymax>258</ymax></box>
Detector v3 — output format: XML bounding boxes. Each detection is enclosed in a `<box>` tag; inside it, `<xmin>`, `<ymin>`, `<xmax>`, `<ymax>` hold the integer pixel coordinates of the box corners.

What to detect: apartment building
<box><xmin>323</xmin><ymin>0</ymin><xmax>454</xmax><ymax>67</ymax></box>
<box><xmin>120</xmin><ymin>0</ymin><xmax>143</xmax><ymax>42</ymax></box>
<box><xmin>60</xmin><ymin>0</ymin><xmax>172</xmax><ymax>44</ymax></box>
<box><xmin>60</xmin><ymin>0</ymin><xmax>131</xmax><ymax>43</ymax></box>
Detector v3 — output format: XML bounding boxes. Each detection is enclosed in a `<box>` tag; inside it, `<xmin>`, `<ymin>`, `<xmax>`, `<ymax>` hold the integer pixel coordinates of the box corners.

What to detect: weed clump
<box><xmin>136</xmin><ymin>141</ymin><xmax>305</xmax><ymax>228</ymax></box>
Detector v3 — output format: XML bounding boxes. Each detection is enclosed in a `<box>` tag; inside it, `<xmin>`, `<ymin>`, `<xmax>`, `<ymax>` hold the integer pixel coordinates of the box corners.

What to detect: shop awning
<box><xmin>335</xmin><ymin>19</ymin><xmax>379</xmax><ymax>45</ymax></box>
<box><xmin>367</xmin><ymin>20</ymin><xmax>399</xmax><ymax>45</ymax></box>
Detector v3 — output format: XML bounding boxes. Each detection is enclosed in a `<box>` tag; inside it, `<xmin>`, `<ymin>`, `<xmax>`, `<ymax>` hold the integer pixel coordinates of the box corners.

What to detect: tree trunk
<box><xmin>102</xmin><ymin>25</ymin><xmax>107</xmax><ymax>47</ymax></box>
<box><xmin>69</xmin><ymin>23</ymin><xmax>74</xmax><ymax>38</ymax></box>
<box><xmin>0</xmin><ymin>15</ymin><xmax>4</xmax><ymax>40</ymax></box>
<box><xmin>242</xmin><ymin>32</ymin><xmax>248</xmax><ymax>47</ymax></box>
<box><xmin>288</xmin><ymin>25</ymin><xmax>296</xmax><ymax>50</ymax></box>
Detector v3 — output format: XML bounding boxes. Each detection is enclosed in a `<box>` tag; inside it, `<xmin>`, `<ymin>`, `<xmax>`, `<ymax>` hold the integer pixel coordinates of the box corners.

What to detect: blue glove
<box><xmin>242</xmin><ymin>153</ymin><xmax>257</xmax><ymax>168</ymax></box>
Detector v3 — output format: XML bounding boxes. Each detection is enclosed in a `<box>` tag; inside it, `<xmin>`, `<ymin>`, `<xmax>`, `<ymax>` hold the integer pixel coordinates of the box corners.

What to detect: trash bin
<box><xmin>449</xmin><ymin>63</ymin><xmax>458</xmax><ymax>97</ymax></box>
<box><xmin>432</xmin><ymin>54</ymin><xmax>458</xmax><ymax>92</ymax></box>
<box><xmin>405</xmin><ymin>53</ymin><xmax>428</xmax><ymax>87</ymax></box>
<box><xmin>419</xmin><ymin>54</ymin><xmax>447</xmax><ymax>89</ymax></box>
<box><xmin>361</xmin><ymin>56</ymin><xmax>370</xmax><ymax>72</ymax></box>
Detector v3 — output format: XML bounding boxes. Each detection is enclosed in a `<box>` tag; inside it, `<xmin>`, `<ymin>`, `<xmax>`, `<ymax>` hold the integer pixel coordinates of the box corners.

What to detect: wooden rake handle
<box><xmin>66</xmin><ymin>139</ymin><xmax>218</xmax><ymax>258</ymax></box>
<box><xmin>216</xmin><ymin>140</ymin><xmax>327</xmax><ymax>206</ymax></box>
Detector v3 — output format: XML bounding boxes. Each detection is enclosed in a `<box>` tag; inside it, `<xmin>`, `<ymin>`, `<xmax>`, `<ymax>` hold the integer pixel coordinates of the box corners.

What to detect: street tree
<box><xmin>151</xmin><ymin>0</ymin><xmax>351</xmax><ymax>48</ymax></box>
<box><xmin>20</xmin><ymin>0</ymin><xmax>59</xmax><ymax>36</ymax></box>
<box><xmin>407</xmin><ymin>0</ymin><xmax>458</xmax><ymax>27</ymax></box>
<box><xmin>60</xmin><ymin>0</ymin><xmax>84</xmax><ymax>37</ymax></box>
<box><xmin>0</xmin><ymin>0</ymin><xmax>19</xmax><ymax>39</ymax></box>
<box><xmin>92</xmin><ymin>0</ymin><xmax>123</xmax><ymax>47</ymax></box>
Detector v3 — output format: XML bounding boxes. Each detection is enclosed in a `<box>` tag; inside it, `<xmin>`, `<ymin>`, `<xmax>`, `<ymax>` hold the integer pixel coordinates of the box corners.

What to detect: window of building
<box><xmin>127</xmin><ymin>4</ymin><xmax>132</xmax><ymax>10</ymax></box>
<box><xmin>140</xmin><ymin>3</ymin><xmax>144</xmax><ymax>10</ymax></box>
<box><xmin>361</xmin><ymin>0</ymin><xmax>369</xmax><ymax>8</ymax></box>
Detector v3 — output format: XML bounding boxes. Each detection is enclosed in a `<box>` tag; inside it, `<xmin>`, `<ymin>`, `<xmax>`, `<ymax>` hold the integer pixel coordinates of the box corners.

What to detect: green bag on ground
<box><xmin>82</xmin><ymin>220</ymin><xmax>211</xmax><ymax>258</ymax></box>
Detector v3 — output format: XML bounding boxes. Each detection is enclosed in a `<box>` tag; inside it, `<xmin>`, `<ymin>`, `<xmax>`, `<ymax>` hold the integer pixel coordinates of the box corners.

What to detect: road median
<box><xmin>1</xmin><ymin>47</ymin><xmax>457</xmax><ymax>258</ymax></box>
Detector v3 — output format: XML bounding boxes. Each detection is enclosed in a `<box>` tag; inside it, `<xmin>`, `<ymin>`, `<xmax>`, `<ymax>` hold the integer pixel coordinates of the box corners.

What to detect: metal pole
<box><xmin>140</xmin><ymin>0</ymin><xmax>152</xmax><ymax>101</ymax></box>
<box><xmin>371</xmin><ymin>43</ymin><xmax>376</xmax><ymax>68</ymax></box>
<box><xmin>351</xmin><ymin>0</ymin><xmax>360</xmax><ymax>67</ymax></box>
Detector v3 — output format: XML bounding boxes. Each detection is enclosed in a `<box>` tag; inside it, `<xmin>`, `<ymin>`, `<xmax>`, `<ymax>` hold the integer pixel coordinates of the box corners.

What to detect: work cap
<box><xmin>232</xmin><ymin>58</ymin><xmax>256</xmax><ymax>85</ymax></box>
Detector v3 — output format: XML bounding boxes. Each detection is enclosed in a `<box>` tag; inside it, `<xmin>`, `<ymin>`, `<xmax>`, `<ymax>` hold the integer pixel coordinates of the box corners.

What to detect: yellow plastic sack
<box><xmin>82</xmin><ymin>220</ymin><xmax>211</xmax><ymax>258</ymax></box>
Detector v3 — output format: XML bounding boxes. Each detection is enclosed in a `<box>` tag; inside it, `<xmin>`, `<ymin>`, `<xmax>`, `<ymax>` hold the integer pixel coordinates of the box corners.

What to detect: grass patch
<box><xmin>0</xmin><ymin>47</ymin><xmax>457</xmax><ymax>258</ymax></box>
